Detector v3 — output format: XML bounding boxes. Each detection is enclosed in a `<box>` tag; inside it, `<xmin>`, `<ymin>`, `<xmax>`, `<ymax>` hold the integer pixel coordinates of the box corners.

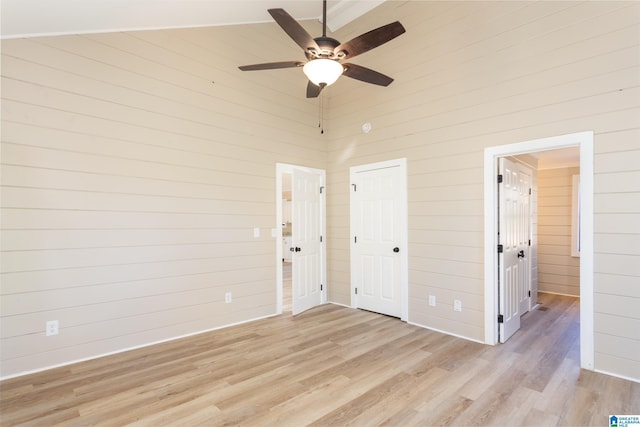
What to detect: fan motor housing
<box><xmin>308</xmin><ymin>36</ymin><xmax>344</xmax><ymax>60</ymax></box>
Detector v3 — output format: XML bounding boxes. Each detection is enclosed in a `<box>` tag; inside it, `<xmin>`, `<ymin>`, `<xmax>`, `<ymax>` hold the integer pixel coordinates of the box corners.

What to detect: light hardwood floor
<box><xmin>1</xmin><ymin>293</ymin><xmax>638</xmax><ymax>426</ymax></box>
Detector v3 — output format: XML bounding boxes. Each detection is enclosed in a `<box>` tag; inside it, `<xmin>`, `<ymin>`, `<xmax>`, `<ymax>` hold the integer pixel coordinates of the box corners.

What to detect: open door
<box><xmin>291</xmin><ymin>168</ymin><xmax>323</xmax><ymax>315</ymax></box>
<box><xmin>498</xmin><ymin>157</ymin><xmax>532</xmax><ymax>342</ymax></box>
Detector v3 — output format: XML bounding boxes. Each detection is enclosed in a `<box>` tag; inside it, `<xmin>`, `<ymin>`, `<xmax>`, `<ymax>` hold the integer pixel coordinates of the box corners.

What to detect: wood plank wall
<box><xmin>537</xmin><ymin>167</ymin><xmax>581</xmax><ymax>296</ymax></box>
<box><xmin>594</xmin><ymin>129</ymin><xmax>640</xmax><ymax>379</ymax></box>
<box><xmin>1</xmin><ymin>22</ymin><xmax>326</xmax><ymax>377</ymax></box>
<box><xmin>2</xmin><ymin>1</ymin><xmax>638</xmax><ymax>382</ymax></box>
<box><xmin>326</xmin><ymin>1</ymin><xmax>639</xmax><ymax>380</ymax></box>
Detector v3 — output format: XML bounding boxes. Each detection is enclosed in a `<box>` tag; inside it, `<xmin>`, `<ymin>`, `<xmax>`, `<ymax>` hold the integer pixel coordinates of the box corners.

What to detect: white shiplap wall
<box><xmin>2</xmin><ymin>1</ymin><xmax>639</xmax><ymax>382</ymax></box>
<box><xmin>537</xmin><ymin>167</ymin><xmax>581</xmax><ymax>296</ymax></box>
<box><xmin>326</xmin><ymin>1</ymin><xmax>639</xmax><ymax>380</ymax></box>
<box><xmin>593</xmin><ymin>129</ymin><xmax>640</xmax><ymax>380</ymax></box>
<box><xmin>1</xmin><ymin>22</ymin><xmax>326</xmax><ymax>377</ymax></box>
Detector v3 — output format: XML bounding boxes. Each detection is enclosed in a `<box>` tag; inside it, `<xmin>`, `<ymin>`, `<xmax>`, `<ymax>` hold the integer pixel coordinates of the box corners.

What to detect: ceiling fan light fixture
<box><xmin>303</xmin><ymin>59</ymin><xmax>343</xmax><ymax>87</ymax></box>
<box><xmin>238</xmin><ymin>2</ymin><xmax>405</xmax><ymax>98</ymax></box>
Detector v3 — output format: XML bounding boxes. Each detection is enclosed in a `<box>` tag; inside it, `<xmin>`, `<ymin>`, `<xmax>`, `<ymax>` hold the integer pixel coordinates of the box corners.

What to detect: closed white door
<box><xmin>291</xmin><ymin>168</ymin><xmax>323</xmax><ymax>315</ymax></box>
<box><xmin>498</xmin><ymin>158</ymin><xmax>532</xmax><ymax>342</ymax></box>
<box><xmin>351</xmin><ymin>159</ymin><xmax>407</xmax><ymax>318</ymax></box>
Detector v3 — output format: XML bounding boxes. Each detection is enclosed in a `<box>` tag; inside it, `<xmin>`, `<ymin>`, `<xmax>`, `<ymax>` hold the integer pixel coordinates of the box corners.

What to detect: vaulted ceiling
<box><xmin>1</xmin><ymin>0</ymin><xmax>384</xmax><ymax>39</ymax></box>
<box><xmin>1</xmin><ymin>0</ymin><xmax>580</xmax><ymax>168</ymax></box>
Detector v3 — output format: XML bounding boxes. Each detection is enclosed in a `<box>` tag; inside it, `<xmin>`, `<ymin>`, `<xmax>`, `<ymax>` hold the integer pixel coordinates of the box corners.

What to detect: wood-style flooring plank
<box><xmin>1</xmin><ymin>294</ymin><xmax>638</xmax><ymax>426</ymax></box>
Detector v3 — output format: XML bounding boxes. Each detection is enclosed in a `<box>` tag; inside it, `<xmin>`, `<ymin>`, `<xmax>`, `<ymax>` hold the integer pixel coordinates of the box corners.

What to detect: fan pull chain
<box><xmin>318</xmin><ymin>91</ymin><xmax>324</xmax><ymax>134</ymax></box>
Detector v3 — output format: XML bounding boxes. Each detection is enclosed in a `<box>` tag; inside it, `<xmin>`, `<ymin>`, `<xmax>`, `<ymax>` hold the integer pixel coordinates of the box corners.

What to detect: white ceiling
<box><xmin>529</xmin><ymin>147</ymin><xmax>580</xmax><ymax>170</ymax></box>
<box><xmin>1</xmin><ymin>0</ymin><xmax>384</xmax><ymax>39</ymax></box>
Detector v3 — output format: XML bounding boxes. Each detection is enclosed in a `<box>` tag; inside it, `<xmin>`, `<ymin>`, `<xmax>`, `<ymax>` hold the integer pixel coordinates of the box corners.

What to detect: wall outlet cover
<box><xmin>46</xmin><ymin>320</ymin><xmax>59</xmax><ymax>336</ymax></box>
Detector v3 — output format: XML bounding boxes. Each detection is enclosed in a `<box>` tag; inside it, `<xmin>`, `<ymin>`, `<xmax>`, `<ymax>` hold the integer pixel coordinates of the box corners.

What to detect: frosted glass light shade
<box><xmin>303</xmin><ymin>59</ymin><xmax>343</xmax><ymax>87</ymax></box>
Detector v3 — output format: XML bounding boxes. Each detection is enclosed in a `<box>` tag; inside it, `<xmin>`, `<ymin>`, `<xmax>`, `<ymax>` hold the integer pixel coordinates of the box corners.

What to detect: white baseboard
<box><xmin>407</xmin><ymin>320</ymin><xmax>485</xmax><ymax>345</ymax></box>
<box><xmin>537</xmin><ymin>290</ymin><xmax>580</xmax><ymax>298</ymax></box>
<box><xmin>0</xmin><ymin>312</ymin><xmax>277</xmax><ymax>381</ymax></box>
<box><xmin>594</xmin><ymin>368</ymin><xmax>640</xmax><ymax>384</ymax></box>
<box><xmin>326</xmin><ymin>300</ymin><xmax>351</xmax><ymax>308</ymax></box>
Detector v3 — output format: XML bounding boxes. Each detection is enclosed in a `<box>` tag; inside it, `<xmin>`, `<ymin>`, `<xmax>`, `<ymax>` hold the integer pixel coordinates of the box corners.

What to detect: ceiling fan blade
<box><xmin>342</xmin><ymin>63</ymin><xmax>394</xmax><ymax>86</ymax></box>
<box><xmin>334</xmin><ymin>21</ymin><xmax>405</xmax><ymax>60</ymax></box>
<box><xmin>306</xmin><ymin>81</ymin><xmax>325</xmax><ymax>98</ymax></box>
<box><xmin>268</xmin><ymin>8</ymin><xmax>321</xmax><ymax>54</ymax></box>
<box><xmin>239</xmin><ymin>61</ymin><xmax>305</xmax><ymax>71</ymax></box>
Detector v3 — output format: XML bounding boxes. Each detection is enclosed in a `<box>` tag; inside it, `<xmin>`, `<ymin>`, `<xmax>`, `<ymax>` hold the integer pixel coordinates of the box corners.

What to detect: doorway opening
<box><xmin>276</xmin><ymin>163</ymin><xmax>327</xmax><ymax>316</ymax></box>
<box><xmin>484</xmin><ymin>131</ymin><xmax>594</xmax><ymax>371</ymax></box>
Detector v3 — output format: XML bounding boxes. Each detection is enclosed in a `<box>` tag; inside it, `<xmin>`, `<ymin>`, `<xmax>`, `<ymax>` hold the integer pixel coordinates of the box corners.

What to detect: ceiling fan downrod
<box><xmin>322</xmin><ymin>0</ymin><xmax>327</xmax><ymax>38</ymax></box>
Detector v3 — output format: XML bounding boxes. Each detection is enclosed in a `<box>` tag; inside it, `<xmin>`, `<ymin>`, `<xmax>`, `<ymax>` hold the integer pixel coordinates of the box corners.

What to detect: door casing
<box><xmin>483</xmin><ymin>131</ymin><xmax>594</xmax><ymax>370</ymax></box>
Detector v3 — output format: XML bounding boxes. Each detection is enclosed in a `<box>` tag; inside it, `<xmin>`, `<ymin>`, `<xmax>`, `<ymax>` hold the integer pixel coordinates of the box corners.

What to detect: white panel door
<box><xmin>291</xmin><ymin>168</ymin><xmax>322</xmax><ymax>315</ymax></box>
<box><xmin>498</xmin><ymin>158</ymin><xmax>532</xmax><ymax>342</ymax></box>
<box><xmin>351</xmin><ymin>161</ymin><xmax>406</xmax><ymax>318</ymax></box>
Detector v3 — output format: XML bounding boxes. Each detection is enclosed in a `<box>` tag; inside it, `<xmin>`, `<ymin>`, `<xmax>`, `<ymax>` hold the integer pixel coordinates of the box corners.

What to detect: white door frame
<box><xmin>483</xmin><ymin>131</ymin><xmax>594</xmax><ymax>370</ymax></box>
<box><xmin>350</xmin><ymin>158</ymin><xmax>409</xmax><ymax>321</ymax></box>
<box><xmin>276</xmin><ymin>163</ymin><xmax>327</xmax><ymax>314</ymax></box>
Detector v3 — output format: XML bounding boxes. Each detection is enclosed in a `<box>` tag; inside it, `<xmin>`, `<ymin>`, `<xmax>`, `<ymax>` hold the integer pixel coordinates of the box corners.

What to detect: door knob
<box><xmin>290</xmin><ymin>247</ymin><xmax>295</xmax><ymax>252</ymax></box>
<box><xmin>295</xmin><ymin>247</ymin><xmax>301</xmax><ymax>252</ymax></box>
<box><xmin>518</xmin><ymin>250</ymin><xmax>525</xmax><ymax>258</ymax></box>
<box><xmin>393</xmin><ymin>247</ymin><xmax>400</xmax><ymax>253</ymax></box>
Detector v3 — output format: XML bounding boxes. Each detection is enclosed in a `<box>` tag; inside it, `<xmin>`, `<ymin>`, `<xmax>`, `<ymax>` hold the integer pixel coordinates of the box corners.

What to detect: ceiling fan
<box><xmin>238</xmin><ymin>0</ymin><xmax>405</xmax><ymax>98</ymax></box>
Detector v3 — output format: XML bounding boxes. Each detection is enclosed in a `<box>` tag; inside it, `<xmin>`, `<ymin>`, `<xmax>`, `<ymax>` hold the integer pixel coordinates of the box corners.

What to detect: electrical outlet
<box><xmin>253</xmin><ymin>227</ymin><xmax>260</xmax><ymax>238</ymax></box>
<box><xmin>225</xmin><ymin>292</ymin><xmax>232</xmax><ymax>303</ymax></box>
<box><xmin>428</xmin><ymin>295</ymin><xmax>436</xmax><ymax>307</ymax></box>
<box><xmin>454</xmin><ymin>299</ymin><xmax>462</xmax><ymax>312</ymax></box>
<box><xmin>46</xmin><ymin>320</ymin><xmax>59</xmax><ymax>336</ymax></box>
